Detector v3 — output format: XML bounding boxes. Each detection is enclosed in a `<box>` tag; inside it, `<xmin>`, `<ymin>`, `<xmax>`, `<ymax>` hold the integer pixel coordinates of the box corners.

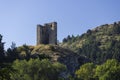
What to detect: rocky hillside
<box><xmin>2</xmin><ymin>21</ymin><xmax>120</xmax><ymax>79</ymax></box>
<box><xmin>61</xmin><ymin>21</ymin><xmax>120</xmax><ymax>64</ymax></box>
<box><xmin>16</xmin><ymin>44</ymin><xmax>89</xmax><ymax>76</ymax></box>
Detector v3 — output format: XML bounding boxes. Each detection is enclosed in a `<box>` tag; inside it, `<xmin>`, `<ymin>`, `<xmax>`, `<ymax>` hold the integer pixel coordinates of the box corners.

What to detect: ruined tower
<box><xmin>37</xmin><ymin>22</ymin><xmax>57</xmax><ymax>45</ymax></box>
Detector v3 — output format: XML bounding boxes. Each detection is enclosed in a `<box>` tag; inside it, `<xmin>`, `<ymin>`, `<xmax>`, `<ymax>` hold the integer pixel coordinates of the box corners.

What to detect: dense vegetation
<box><xmin>62</xmin><ymin>22</ymin><xmax>120</xmax><ymax>64</ymax></box>
<box><xmin>0</xmin><ymin>34</ymin><xmax>66</xmax><ymax>80</ymax></box>
<box><xmin>11</xmin><ymin>59</ymin><xmax>66</xmax><ymax>80</ymax></box>
<box><xmin>75</xmin><ymin>59</ymin><xmax>120</xmax><ymax>80</ymax></box>
<box><xmin>1</xmin><ymin>21</ymin><xmax>120</xmax><ymax>80</ymax></box>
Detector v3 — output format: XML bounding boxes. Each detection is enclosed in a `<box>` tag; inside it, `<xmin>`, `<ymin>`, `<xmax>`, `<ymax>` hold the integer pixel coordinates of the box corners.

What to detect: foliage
<box><xmin>75</xmin><ymin>63</ymin><xmax>96</xmax><ymax>80</ymax></box>
<box><xmin>95</xmin><ymin>59</ymin><xmax>120</xmax><ymax>80</ymax></box>
<box><xmin>1</xmin><ymin>21</ymin><xmax>120</xmax><ymax>79</ymax></box>
<box><xmin>112</xmin><ymin>22</ymin><xmax>120</xmax><ymax>34</ymax></box>
<box><xmin>63</xmin><ymin>35</ymin><xmax>80</xmax><ymax>43</ymax></box>
<box><xmin>6</xmin><ymin>43</ymin><xmax>19</xmax><ymax>62</ymax></box>
<box><xmin>0</xmin><ymin>34</ymin><xmax>5</xmax><ymax>63</ymax></box>
<box><xmin>12</xmin><ymin>59</ymin><xmax>66</xmax><ymax>80</ymax></box>
<box><xmin>17</xmin><ymin>44</ymin><xmax>33</xmax><ymax>60</ymax></box>
<box><xmin>62</xmin><ymin>22</ymin><xmax>120</xmax><ymax>64</ymax></box>
<box><xmin>75</xmin><ymin>59</ymin><xmax>120</xmax><ymax>80</ymax></box>
<box><xmin>0</xmin><ymin>63</ymin><xmax>16</xmax><ymax>80</ymax></box>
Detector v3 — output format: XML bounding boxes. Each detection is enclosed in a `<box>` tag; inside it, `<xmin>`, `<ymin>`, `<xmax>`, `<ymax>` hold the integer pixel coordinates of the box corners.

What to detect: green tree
<box><xmin>17</xmin><ymin>44</ymin><xmax>32</xmax><ymax>60</ymax></box>
<box><xmin>0</xmin><ymin>64</ymin><xmax>16</xmax><ymax>80</ymax></box>
<box><xmin>112</xmin><ymin>22</ymin><xmax>120</xmax><ymax>34</ymax></box>
<box><xmin>63</xmin><ymin>38</ymin><xmax>67</xmax><ymax>43</ymax></box>
<box><xmin>75</xmin><ymin>63</ymin><xmax>96</xmax><ymax>80</ymax></box>
<box><xmin>12</xmin><ymin>59</ymin><xmax>66</xmax><ymax>80</ymax></box>
<box><xmin>0</xmin><ymin>34</ymin><xmax>5</xmax><ymax>63</ymax></box>
<box><xmin>95</xmin><ymin>59</ymin><xmax>120</xmax><ymax>80</ymax></box>
<box><xmin>6</xmin><ymin>42</ymin><xmax>19</xmax><ymax>62</ymax></box>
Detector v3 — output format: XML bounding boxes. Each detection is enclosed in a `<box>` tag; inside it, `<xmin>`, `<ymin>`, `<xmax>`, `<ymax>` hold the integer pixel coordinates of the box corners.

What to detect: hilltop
<box><xmin>61</xmin><ymin>21</ymin><xmax>120</xmax><ymax>64</ymax></box>
<box><xmin>14</xmin><ymin>44</ymin><xmax>89</xmax><ymax>76</ymax></box>
<box><xmin>1</xmin><ymin>21</ymin><xmax>120</xmax><ymax>79</ymax></box>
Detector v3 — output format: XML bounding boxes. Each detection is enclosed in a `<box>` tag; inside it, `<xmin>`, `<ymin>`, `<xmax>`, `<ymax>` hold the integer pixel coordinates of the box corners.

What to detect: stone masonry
<box><xmin>37</xmin><ymin>22</ymin><xmax>57</xmax><ymax>45</ymax></box>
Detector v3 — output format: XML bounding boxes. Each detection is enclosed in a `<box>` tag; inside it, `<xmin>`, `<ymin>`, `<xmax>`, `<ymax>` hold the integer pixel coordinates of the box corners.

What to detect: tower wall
<box><xmin>49</xmin><ymin>22</ymin><xmax>57</xmax><ymax>44</ymax></box>
<box><xmin>36</xmin><ymin>22</ymin><xmax>57</xmax><ymax>45</ymax></box>
<box><xmin>37</xmin><ymin>25</ymin><xmax>43</xmax><ymax>45</ymax></box>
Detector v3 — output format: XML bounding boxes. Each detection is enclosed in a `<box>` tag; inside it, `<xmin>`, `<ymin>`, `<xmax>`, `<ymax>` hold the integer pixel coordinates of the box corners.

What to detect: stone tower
<box><xmin>37</xmin><ymin>22</ymin><xmax>57</xmax><ymax>45</ymax></box>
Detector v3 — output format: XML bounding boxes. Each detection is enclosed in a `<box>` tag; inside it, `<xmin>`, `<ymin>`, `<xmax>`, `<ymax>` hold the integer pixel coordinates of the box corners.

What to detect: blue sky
<box><xmin>0</xmin><ymin>0</ymin><xmax>120</xmax><ymax>48</ymax></box>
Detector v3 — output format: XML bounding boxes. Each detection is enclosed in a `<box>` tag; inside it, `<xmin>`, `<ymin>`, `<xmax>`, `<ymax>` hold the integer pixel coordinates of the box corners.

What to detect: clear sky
<box><xmin>0</xmin><ymin>0</ymin><xmax>120</xmax><ymax>48</ymax></box>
